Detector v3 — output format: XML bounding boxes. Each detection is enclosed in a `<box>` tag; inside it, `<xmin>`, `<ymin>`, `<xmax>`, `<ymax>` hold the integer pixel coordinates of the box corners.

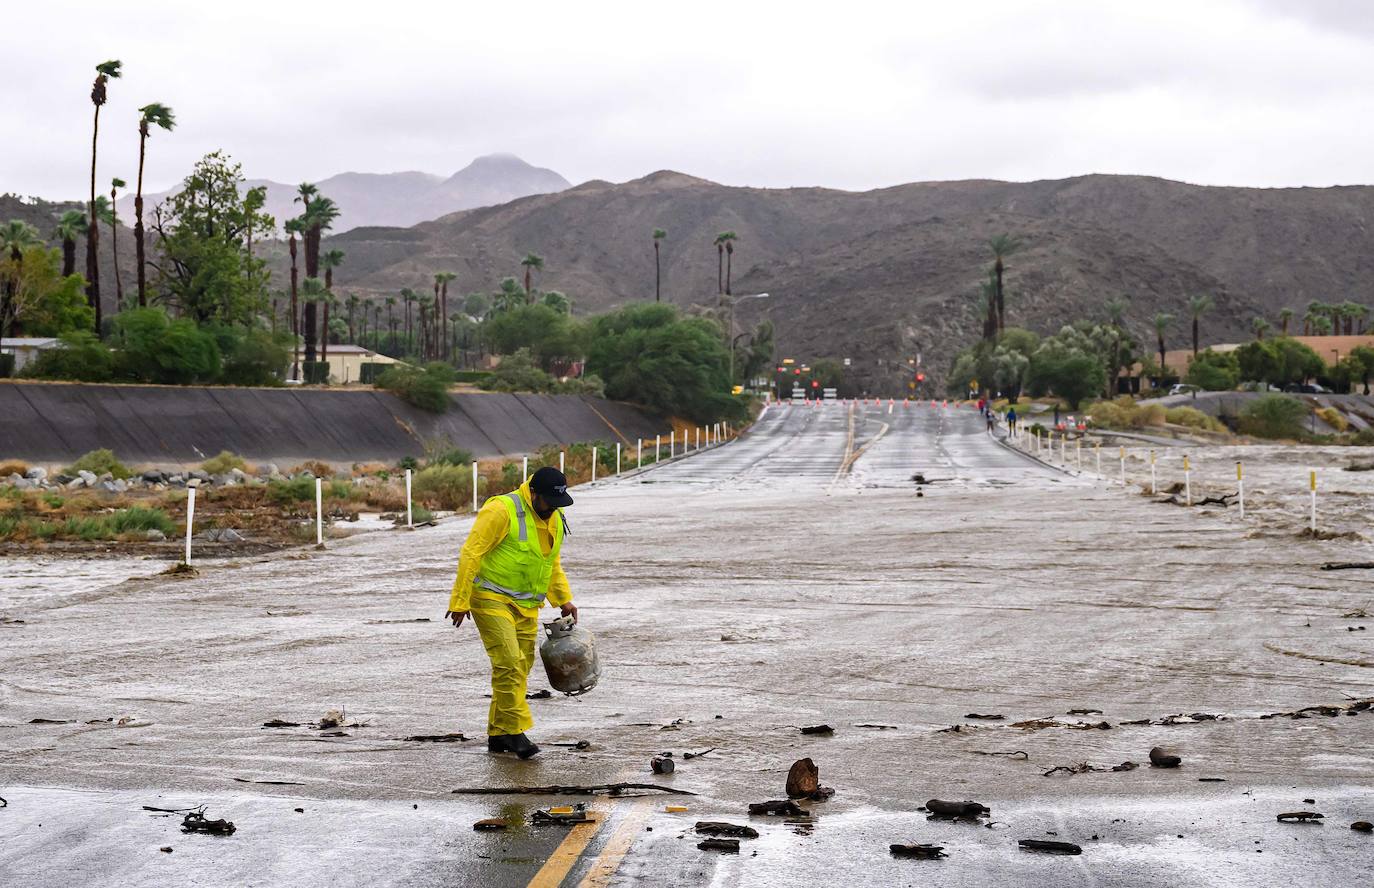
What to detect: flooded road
<box><xmin>2</xmin><ymin>401</ymin><xmax>1372</xmax><ymax>886</ymax></box>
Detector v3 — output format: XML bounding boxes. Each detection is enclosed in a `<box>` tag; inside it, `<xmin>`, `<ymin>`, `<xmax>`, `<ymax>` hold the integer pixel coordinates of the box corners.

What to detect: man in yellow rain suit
<box><xmin>446</xmin><ymin>466</ymin><xmax>577</xmax><ymax>759</ymax></box>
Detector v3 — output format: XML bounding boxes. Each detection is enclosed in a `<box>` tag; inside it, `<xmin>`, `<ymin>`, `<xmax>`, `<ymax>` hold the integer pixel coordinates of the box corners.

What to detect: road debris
<box><xmin>651</xmin><ymin>756</ymin><xmax>675</xmax><ymax>774</ymax></box>
<box><xmin>697</xmin><ymin>838</ymin><xmax>740</xmax><ymax>852</ymax></box>
<box><xmin>1319</xmin><ymin>562</ymin><xmax>1374</xmax><ymax>571</ymax></box>
<box><xmin>749</xmin><ymin>799</ymin><xmax>806</xmax><ymax>817</ymax></box>
<box><xmin>159</xmin><ymin>846</ymin><xmax>172</xmax><ymax>853</ymax></box>
<box><xmin>1066</xmin><ymin>708</ymin><xmax>1103</xmax><ymax>716</ymax></box>
<box><xmin>1019</xmin><ymin>839</ymin><xmax>1082</xmax><ymax>855</ymax></box>
<box><xmin>402</xmin><ymin>733</ymin><xmax>469</xmax><ymax>743</ymax></box>
<box><xmin>1277</xmin><ymin>811</ymin><xmax>1323</xmax><ymax>823</ymax></box>
<box><xmin>683</xmin><ymin>747</ymin><xmax>716</xmax><ymax>759</ymax></box>
<box><xmin>800</xmin><ymin>724</ymin><xmax>834</xmax><ymax>735</ymax></box>
<box><xmin>532</xmin><ymin>804</ymin><xmax>593</xmax><ymax>825</ymax></box>
<box><xmin>28</xmin><ymin>718</ymin><xmax>71</xmax><ymax>724</ymax></box>
<box><xmin>786</xmin><ymin>758</ymin><xmax>819</xmax><ymax>798</ymax></box>
<box><xmin>318</xmin><ymin>709</ymin><xmax>345</xmax><ymax>730</ymax></box>
<box><xmin>473</xmin><ymin>818</ymin><xmax>508</xmax><ymax>831</ymax></box>
<box><xmin>365</xmin><ymin>618</ymin><xmax>432</xmax><ymax>624</ymax></box>
<box><xmin>695</xmin><ymin>821</ymin><xmax>759</xmax><ymax>839</ymax></box>
<box><xmin>1043</xmin><ymin>761</ymin><xmax>1137</xmax><ymax>776</ymax></box>
<box><xmin>452</xmin><ymin>783</ymin><xmax>697</xmax><ymax>797</ymax></box>
<box><xmin>854</xmin><ymin>723</ymin><xmax>897</xmax><ymax>730</ymax></box>
<box><xmin>972</xmin><ymin>750</ymin><xmax>1029</xmax><ymax>759</ymax></box>
<box><xmin>1352</xmin><ymin>821</ymin><xmax>1372</xmax><ymax>832</ymax></box>
<box><xmin>664</xmin><ymin>805</ymin><xmax>689</xmax><ymax>813</ymax></box>
<box><xmin>965</xmin><ymin>713</ymin><xmax>1005</xmax><ymax>720</ymax></box>
<box><xmin>890</xmin><ymin>842</ymin><xmax>947</xmax><ymax>859</ymax></box>
<box><xmin>181</xmin><ymin>811</ymin><xmax>236</xmax><ymax>835</ymax></box>
<box><xmin>549</xmin><ymin>740</ymin><xmax>592</xmax><ymax>750</ymax></box>
<box><xmin>261</xmin><ymin>719</ymin><xmax>301</xmax><ymax>728</ymax></box>
<box><xmin>232</xmin><ymin>777</ymin><xmax>305</xmax><ymax>786</ymax></box>
<box><xmin>925</xmin><ymin>799</ymin><xmax>989</xmax><ymax>820</ymax></box>
<box><xmin>1149</xmin><ymin>746</ymin><xmax>1182</xmax><ymax>768</ymax></box>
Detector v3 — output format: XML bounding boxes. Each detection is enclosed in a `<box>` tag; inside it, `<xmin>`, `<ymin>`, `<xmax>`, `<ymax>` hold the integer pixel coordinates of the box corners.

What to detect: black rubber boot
<box><xmin>506</xmin><ymin>733</ymin><xmax>541</xmax><ymax>759</ymax></box>
<box><xmin>487</xmin><ymin>734</ymin><xmax>511</xmax><ymax>753</ymax></box>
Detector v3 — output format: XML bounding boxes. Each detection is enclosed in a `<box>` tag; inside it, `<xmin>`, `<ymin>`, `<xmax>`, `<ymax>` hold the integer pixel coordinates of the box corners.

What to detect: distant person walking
<box><xmin>1006</xmin><ymin>407</ymin><xmax>1017</xmax><ymax>434</ymax></box>
<box><xmin>986</xmin><ymin>409</ymin><xmax>996</xmax><ymax>434</ymax></box>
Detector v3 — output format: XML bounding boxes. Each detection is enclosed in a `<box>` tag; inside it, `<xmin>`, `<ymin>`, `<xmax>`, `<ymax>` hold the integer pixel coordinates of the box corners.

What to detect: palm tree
<box><xmin>1340</xmin><ymin>301</ymin><xmax>1364</xmax><ymax>335</ymax></box>
<box><xmin>713</xmin><ymin>233</ymin><xmax>726</xmax><ymax>295</ymax></box>
<box><xmin>2</xmin><ymin>221</ymin><xmax>44</xmax><ymax>338</ymax></box>
<box><xmin>1104</xmin><ymin>296</ymin><xmax>1129</xmax><ymax>397</ymax></box>
<box><xmin>435</xmin><ymin>271</ymin><xmax>457</xmax><ymax>358</ymax></box>
<box><xmin>1303</xmin><ymin>300</ymin><xmax>1326</xmax><ymax>336</ymax></box>
<box><xmin>1187</xmin><ymin>293</ymin><xmax>1214</xmax><ymax>357</ymax></box>
<box><xmin>299</xmin><ymin>278</ymin><xmax>329</xmax><ymax>380</ymax></box>
<box><xmin>133</xmin><ymin>102</ymin><xmax>175</xmax><ymax>307</ymax></box>
<box><xmin>54</xmin><ymin>210</ymin><xmax>88</xmax><ymax>278</ymax></box>
<box><xmin>299</xmin><ymin>195</ymin><xmax>339</xmax><ymax>364</ymax></box>
<box><xmin>243</xmin><ymin>185</ymin><xmax>267</xmax><ymax>264</ymax></box>
<box><xmin>988</xmin><ymin>234</ymin><xmax>1022</xmax><ymax>335</ymax></box>
<box><xmin>284</xmin><ymin>217</ymin><xmax>304</xmax><ymax>339</ymax></box>
<box><xmin>520</xmin><ymin>253</ymin><xmax>544</xmax><ymax>299</ymax></box>
<box><xmin>1313</xmin><ymin>315</ymin><xmax>1335</xmax><ymax>335</ymax></box>
<box><xmin>320</xmin><ymin>249</ymin><xmax>344</xmax><ymax>364</ymax></box>
<box><xmin>652</xmin><ymin>228</ymin><xmax>667</xmax><ymax>302</ymax></box>
<box><xmin>385</xmin><ymin>295</ymin><xmax>398</xmax><ymax>353</ymax></box>
<box><xmin>1152</xmin><ymin>312</ymin><xmax>1174</xmax><ymax>382</ymax></box>
<box><xmin>715</xmin><ymin>231</ymin><xmax>739</xmax><ymax>296</ymax></box>
<box><xmin>87</xmin><ymin>60</ymin><xmax>122</xmax><ymax>331</ymax></box>
<box><xmin>416</xmin><ymin>291</ymin><xmax>435</xmax><ymax>358</ymax></box>
<box><xmin>401</xmin><ymin>288</ymin><xmax>416</xmax><ymax>352</ymax></box>
<box><xmin>1252</xmin><ymin>316</ymin><xmax>1270</xmax><ymax>341</ymax></box>
<box><xmin>107</xmin><ymin>177</ymin><xmax>127</xmax><ymax>307</ymax></box>
<box><xmin>1277</xmin><ymin>307</ymin><xmax>1294</xmax><ymax>337</ymax></box>
<box><xmin>978</xmin><ymin>270</ymin><xmax>997</xmax><ymax>342</ymax></box>
<box><xmin>345</xmin><ymin>294</ymin><xmax>360</xmax><ymax>342</ymax></box>
<box><xmin>542</xmin><ymin>290</ymin><xmax>570</xmax><ymax>314</ymax></box>
<box><xmin>1355</xmin><ymin>305</ymin><xmax>1370</xmax><ymax>335</ymax></box>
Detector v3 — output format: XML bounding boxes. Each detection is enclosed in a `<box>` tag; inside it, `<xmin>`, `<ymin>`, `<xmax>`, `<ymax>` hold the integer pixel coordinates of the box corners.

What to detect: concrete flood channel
<box><xmin>1</xmin><ymin>402</ymin><xmax>1372</xmax><ymax>886</ymax></box>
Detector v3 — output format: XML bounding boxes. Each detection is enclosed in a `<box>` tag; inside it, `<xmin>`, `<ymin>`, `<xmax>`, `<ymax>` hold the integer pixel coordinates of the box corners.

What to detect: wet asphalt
<box><xmin>1</xmin><ymin>400</ymin><xmax>1372</xmax><ymax>886</ymax></box>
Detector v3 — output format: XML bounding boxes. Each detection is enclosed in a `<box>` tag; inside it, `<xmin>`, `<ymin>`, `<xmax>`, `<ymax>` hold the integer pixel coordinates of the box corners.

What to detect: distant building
<box><xmin>1</xmin><ymin>337</ymin><xmax>62</xmax><ymax>372</ymax></box>
<box><xmin>1163</xmin><ymin>334</ymin><xmax>1374</xmax><ymax>378</ymax></box>
<box><xmin>291</xmin><ymin>345</ymin><xmax>406</xmax><ymax>384</ymax></box>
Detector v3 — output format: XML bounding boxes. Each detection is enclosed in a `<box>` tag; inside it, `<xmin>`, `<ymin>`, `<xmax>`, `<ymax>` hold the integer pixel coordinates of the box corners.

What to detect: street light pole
<box><xmin>728</xmin><ymin>292</ymin><xmax>770</xmax><ymax>384</ymax></box>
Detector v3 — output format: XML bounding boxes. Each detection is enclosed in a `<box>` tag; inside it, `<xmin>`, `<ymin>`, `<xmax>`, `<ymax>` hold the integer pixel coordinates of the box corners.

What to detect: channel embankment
<box><xmin>0</xmin><ymin>381</ymin><xmax>668</xmax><ymax>466</ymax></box>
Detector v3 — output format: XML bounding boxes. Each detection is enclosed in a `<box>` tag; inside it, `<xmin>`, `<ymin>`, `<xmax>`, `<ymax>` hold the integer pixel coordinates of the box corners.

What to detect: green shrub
<box><xmin>22</xmin><ymin>331</ymin><xmax>117</xmax><ymax>382</ymax></box>
<box><xmin>64</xmin><ymin>449</ymin><xmax>131</xmax><ymax>480</ymax></box>
<box><xmin>1164</xmin><ymin>406</ymin><xmax>1224</xmax><ymax>432</ymax></box>
<box><xmin>216</xmin><ymin>326</ymin><xmax>290</xmax><ymax>385</ymax></box>
<box><xmin>326</xmin><ymin>479</ymin><xmax>353</xmax><ymax>499</ymax></box>
<box><xmin>267</xmin><ymin>476</ymin><xmax>317</xmax><ymax>503</ymax></box>
<box><xmin>1239</xmin><ymin>394</ymin><xmax>1308</xmax><ymax>439</ymax></box>
<box><xmin>302</xmin><ymin>361</ymin><xmax>330</xmax><ymax>384</ymax></box>
<box><xmin>106</xmin><ymin>507</ymin><xmax>175</xmax><ymax>536</ymax></box>
<box><xmin>398</xmin><ymin>456</ymin><xmax>419</xmax><ymax>471</ymax></box>
<box><xmin>500</xmin><ymin>461</ymin><xmax>523</xmax><ymax>489</ymax></box>
<box><xmin>428</xmin><ymin>446</ymin><xmax>474</xmax><ymax>468</ymax></box>
<box><xmin>111</xmin><ymin>308</ymin><xmax>221</xmax><ymax>384</ymax></box>
<box><xmin>452</xmin><ymin>370</ymin><xmax>494</xmax><ymax>384</ymax></box>
<box><xmin>59</xmin><ymin>516</ymin><xmax>108</xmax><ymax>541</ymax></box>
<box><xmin>201</xmin><ymin>451</ymin><xmax>247</xmax><ymax>475</ymax></box>
<box><xmin>412</xmin><ymin>464</ymin><xmax>474</xmax><ymax>509</ymax></box>
<box><xmin>1184</xmin><ymin>349</ymin><xmax>1240</xmax><ymax>391</ymax></box>
<box><xmin>481</xmin><ymin>348</ymin><xmax>557</xmax><ymax>393</ymax></box>
<box><xmin>377</xmin><ymin>362</ymin><xmax>454</xmax><ymax>413</ymax></box>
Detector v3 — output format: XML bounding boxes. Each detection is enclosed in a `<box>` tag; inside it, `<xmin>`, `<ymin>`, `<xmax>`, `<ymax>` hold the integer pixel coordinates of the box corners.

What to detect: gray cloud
<box><xmin>2</xmin><ymin>0</ymin><xmax>1372</xmax><ymax>202</ymax></box>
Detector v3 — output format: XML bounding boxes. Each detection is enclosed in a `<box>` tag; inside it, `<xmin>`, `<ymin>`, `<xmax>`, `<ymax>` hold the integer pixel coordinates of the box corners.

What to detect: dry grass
<box><xmin>0</xmin><ymin>460</ymin><xmax>30</xmax><ymax>477</ymax></box>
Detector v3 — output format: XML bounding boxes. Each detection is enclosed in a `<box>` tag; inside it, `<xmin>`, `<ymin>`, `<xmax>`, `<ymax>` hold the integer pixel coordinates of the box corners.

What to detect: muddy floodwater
<box><xmin>2</xmin><ymin>403</ymin><xmax>1372</xmax><ymax>887</ymax></box>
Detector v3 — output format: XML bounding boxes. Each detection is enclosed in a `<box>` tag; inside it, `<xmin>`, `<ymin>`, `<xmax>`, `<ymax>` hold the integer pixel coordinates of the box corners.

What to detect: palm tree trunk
<box><xmin>87</xmin><ymin>104</ymin><xmax>102</xmax><ymax>332</ymax></box>
<box><xmin>725</xmin><ymin>246</ymin><xmax>733</xmax><ymax>296</ymax></box>
<box><xmin>1158</xmin><ymin>336</ymin><xmax>1166</xmax><ymax>381</ymax></box>
<box><xmin>654</xmin><ymin>242</ymin><xmax>661</xmax><ymax>303</ymax></box>
<box><xmin>109</xmin><ymin>190</ymin><xmax>123</xmax><ymax>308</ymax></box>
<box><xmin>62</xmin><ymin>238</ymin><xmax>76</xmax><ymax>277</ymax></box>
<box><xmin>716</xmin><ymin>246</ymin><xmax>723</xmax><ymax>295</ymax></box>
<box><xmin>1192</xmin><ymin>317</ymin><xmax>1199</xmax><ymax>357</ymax></box>
<box><xmin>440</xmin><ymin>282</ymin><xmax>449</xmax><ymax>359</ymax></box>
<box><xmin>994</xmin><ymin>258</ymin><xmax>1005</xmax><ymax>335</ymax></box>
<box><xmin>135</xmin><ymin>129</ymin><xmax>148</xmax><ymax>306</ymax></box>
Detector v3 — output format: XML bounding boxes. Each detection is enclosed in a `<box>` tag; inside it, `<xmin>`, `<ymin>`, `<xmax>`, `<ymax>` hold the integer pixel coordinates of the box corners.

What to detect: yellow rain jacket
<box><xmin>449</xmin><ymin>478</ymin><xmax>572</xmax><ymax>615</ymax></box>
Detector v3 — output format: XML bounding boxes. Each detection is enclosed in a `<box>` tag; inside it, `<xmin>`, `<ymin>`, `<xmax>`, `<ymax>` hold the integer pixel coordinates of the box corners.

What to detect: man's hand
<box><xmin>560</xmin><ymin>602</ymin><xmax>579</xmax><ymax>624</ymax></box>
<box><xmin>446</xmin><ymin>610</ymin><xmax>469</xmax><ymax>629</ymax></box>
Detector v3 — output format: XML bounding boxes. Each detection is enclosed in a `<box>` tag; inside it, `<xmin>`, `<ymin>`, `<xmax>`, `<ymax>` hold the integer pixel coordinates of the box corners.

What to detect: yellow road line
<box><xmin>527</xmin><ymin>808</ymin><xmax>610</xmax><ymax>888</ymax></box>
<box><xmin>575</xmin><ymin>798</ymin><xmax>654</xmax><ymax>888</ymax></box>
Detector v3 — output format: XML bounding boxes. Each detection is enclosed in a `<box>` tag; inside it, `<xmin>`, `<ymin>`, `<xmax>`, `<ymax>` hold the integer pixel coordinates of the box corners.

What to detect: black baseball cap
<box><xmin>530</xmin><ymin>466</ymin><xmax>574</xmax><ymax>507</ymax></box>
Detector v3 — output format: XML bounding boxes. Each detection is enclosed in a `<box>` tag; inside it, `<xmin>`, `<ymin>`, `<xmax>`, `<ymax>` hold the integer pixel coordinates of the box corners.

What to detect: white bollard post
<box><xmin>655</xmin><ymin>434</ymin><xmax>661</xmax><ymax>463</ymax></box>
<box><xmin>616</xmin><ymin>442</ymin><xmax>621</xmax><ymax>475</ymax></box>
<box><xmin>1150</xmin><ymin>450</ymin><xmax>1157</xmax><ymax>495</ymax></box>
<box><xmin>1184</xmin><ymin>455</ymin><xmax>1192</xmax><ymax>506</ymax></box>
<box><xmin>315</xmin><ymin>477</ymin><xmax>323</xmax><ymax>545</ymax></box>
<box><xmin>1076</xmin><ymin>439</ymin><xmax>1082</xmax><ymax>472</ymax></box>
<box><xmin>1095</xmin><ymin>442</ymin><xmax>1102</xmax><ymax>479</ymax></box>
<box><xmin>522</xmin><ymin>456</ymin><xmax>528</xmax><ymax>482</ymax></box>
<box><xmin>697</xmin><ymin>427</ymin><xmax>701</xmax><ymax>450</ymax></box>
<box><xmin>637</xmin><ymin>438</ymin><xmax>642</xmax><ymax>469</ymax></box>
<box><xmin>592</xmin><ymin>446</ymin><xmax>597</xmax><ymax>482</ymax></box>
<box><xmin>184</xmin><ymin>486</ymin><xmax>196</xmax><ymax>565</ymax></box>
<box><xmin>405</xmin><ymin>468</ymin><xmax>413</xmax><ymax>528</ymax></box>
<box><xmin>1119</xmin><ymin>447</ymin><xmax>1126</xmax><ymax>486</ymax></box>
<box><xmin>1310</xmin><ymin>469</ymin><xmax>1317</xmax><ymax>532</ymax></box>
<box><xmin>559</xmin><ymin>450</ymin><xmax>565</xmax><ymax>473</ymax></box>
<box><xmin>1237</xmin><ymin>461</ymin><xmax>1244</xmax><ymax>519</ymax></box>
<box><xmin>670</xmin><ymin>431</ymin><xmax>675</xmax><ymax>459</ymax></box>
<box><xmin>472</xmin><ymin>461</ymin><xmax>478</xmax><ymax>512</ymax></box>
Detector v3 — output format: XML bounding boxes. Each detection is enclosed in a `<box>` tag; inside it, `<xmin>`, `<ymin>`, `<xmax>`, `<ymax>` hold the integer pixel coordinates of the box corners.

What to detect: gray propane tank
<box><xmin>540</xmin><ymin>615</ymin><xmax>602</xmax><ymax>696</ymax></box>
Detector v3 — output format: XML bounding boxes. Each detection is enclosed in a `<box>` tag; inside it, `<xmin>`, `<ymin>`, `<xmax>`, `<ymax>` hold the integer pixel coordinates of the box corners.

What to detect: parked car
<box><xmin>1237</xmin><ymin>381</ymin><xmax>1282</xmax><ymax>392</ymax></box>
<box><xmin>1283</xmin><ymin>383</ymin><xmax>1330</xmax><ymax>394</ymax></box>
<box><xmin>1168</xmin><ymin>383</ymin><xmax>1201</xmax><ymax>395</ymax></box>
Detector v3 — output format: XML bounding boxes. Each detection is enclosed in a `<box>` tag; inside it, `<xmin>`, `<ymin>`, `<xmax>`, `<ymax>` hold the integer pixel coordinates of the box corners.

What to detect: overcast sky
<box><xmin>4</xmin><ymin>0</ymin><xmax>1373</xmax><ymax>200</ymax></box>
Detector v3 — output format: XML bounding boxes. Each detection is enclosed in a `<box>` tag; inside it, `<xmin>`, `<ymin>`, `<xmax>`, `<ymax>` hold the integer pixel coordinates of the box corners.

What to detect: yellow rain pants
<box><xmin>471</xmin><ymin>596</ymin><xmax>539</xmax><ymax>735</ymax></box>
